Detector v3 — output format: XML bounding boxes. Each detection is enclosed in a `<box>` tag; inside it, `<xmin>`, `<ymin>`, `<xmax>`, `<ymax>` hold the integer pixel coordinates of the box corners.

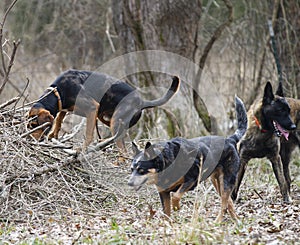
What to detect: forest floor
<box><xmin>1</xmin><ymin>106</ymin><xmax>300</xmax><ymax>245</ymax></box>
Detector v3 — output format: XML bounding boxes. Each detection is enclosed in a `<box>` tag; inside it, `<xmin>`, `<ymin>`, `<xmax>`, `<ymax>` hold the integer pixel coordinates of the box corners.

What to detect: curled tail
<box><xmin>229</xmin><ymin>96</ymin><xmax>248</xmax><ymax>143</ymax></box>
<box><xmin>142</xmin><ymin>76</ymin><xmax>180</xmax><ymax>109</ymax></box>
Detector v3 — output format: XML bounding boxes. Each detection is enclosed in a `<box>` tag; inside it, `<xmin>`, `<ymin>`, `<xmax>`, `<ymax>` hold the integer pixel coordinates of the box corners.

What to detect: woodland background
<box><xmin>0</xmin><ymin>0</ymin><xmax>300</xmax><ymax>244</ymax></box>
<box><xmin>1</xmin><ymin>0</ymin><xmax>300</xmax><ymax>137</ymax></box>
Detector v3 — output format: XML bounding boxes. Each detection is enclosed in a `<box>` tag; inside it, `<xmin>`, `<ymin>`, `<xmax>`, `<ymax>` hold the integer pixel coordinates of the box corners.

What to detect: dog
<box><xmin>279</xmin><ymin>97</ymin><xmax>300</xmax><ymax>193</ymax></box>
<box><xmin>128</xmin><ymin>96</ymin><xmax>247</xmax><ymax>222</ymax></box>
<box><xmin>231</xmin><ymin>82</ymin><xmax>296</xmax><ymax>203</ymax></box>
<box><xmin>27</xmin><ymin>69</ymin><xmax>180</xmax><ymax>150</ymax></box>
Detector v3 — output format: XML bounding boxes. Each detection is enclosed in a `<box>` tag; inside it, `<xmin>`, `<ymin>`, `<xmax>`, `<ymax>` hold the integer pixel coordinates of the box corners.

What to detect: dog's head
<box><xmin>128</xmin><ymin>142</ymin><xmax>162</xmax><ymax>191</ymax></box>
<box><xmin>27</xmin><ymin>104</ymin><xmax>54</xmax><ymax>140</ymax></box>
<box><xmin>262</xmin><ymin>82</ymin><xmax>296</xmax><ymax>139</ymax></box>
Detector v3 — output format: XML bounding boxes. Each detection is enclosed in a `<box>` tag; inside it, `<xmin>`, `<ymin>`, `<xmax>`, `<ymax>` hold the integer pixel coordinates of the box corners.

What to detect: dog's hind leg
<box><xmin>48</xmin><ymin>111</ymin><xmax>67</xmax><ymax>139</ymax></box>
<box><xmin>227</xmin><ymin>196</ymin><xmax>238</xmax><ymax>221</ymax></box>
<box><xmin>269</xmin><ymin>155</ymin><xmax>291</xmax><ymax>203</ymax></box>
<box><xmin>116</xmin><ymin>138</ymin><xmax>126</xmax><ymax>152</ymax></box>
<box><xmin>213</xmin><ymin>177</ymin><xmax>226</xmax><ymax>222</ymax></box>
<box><xmin>211</xmin><ymin>170</ymin><xmax>227</xmax><ymax>222</ymax></box>
<box><xmin>159</xmin><ymin>191</ymin><xmax>171</xmax><ymax>217</ymax></box>
<box><xmin>83</xmin><ymin>102</ymin><xmax>100</xmax><ymax>150</ymax></box>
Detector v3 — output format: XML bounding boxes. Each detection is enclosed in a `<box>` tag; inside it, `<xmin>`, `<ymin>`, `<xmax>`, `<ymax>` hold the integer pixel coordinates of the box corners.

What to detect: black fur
<box><xmin>232</xmin><ymin>82</ymin><xmax>296</xmax><ymax>203</ymax></box>
<box><xmin>128</xmin><ymin>96</ymin><xmax>247</xmax><ymax>221</ymax></box>
<box><xmin>28</xmin><ymin>69</ymin><xmax>180</xmax><ymax>149</ymax></box>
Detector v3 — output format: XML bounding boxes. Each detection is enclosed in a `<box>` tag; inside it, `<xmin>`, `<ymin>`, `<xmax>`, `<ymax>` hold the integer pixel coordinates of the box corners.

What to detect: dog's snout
<box><xmin>290</xmin><ymin>124</ymin><xmax>297</xmax><ymax>130</ymax></box>
<box><xmin>128</xmin><ymin>178</ymin><xmax>134</xmax><ymax>186</ymax></box>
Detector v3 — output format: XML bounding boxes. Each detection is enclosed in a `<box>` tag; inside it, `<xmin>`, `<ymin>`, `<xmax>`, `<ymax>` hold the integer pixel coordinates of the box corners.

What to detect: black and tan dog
<box><xmin>128</xmin><ymin>96</ymin><xmax>247</xmax><ymax>222</ymax></box>
<box><xmin>27</xmin><ymin>69</ymin><xmax>180</xmax><ymax>150</ymax></box>
<box><xmin>231</xmin><ymin>82</ymin><xmax>296</xmax><ymax>203</ymax></box>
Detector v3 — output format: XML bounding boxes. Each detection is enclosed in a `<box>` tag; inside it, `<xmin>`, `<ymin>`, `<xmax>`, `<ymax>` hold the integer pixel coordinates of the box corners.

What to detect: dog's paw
<box><xmin>283</xmin><ymin>194</ymin><xmax>292</xmax><ymax>204</ymax></box>
<box><xmin>48</xmin><ymin>131</ymin><xmax>58</xmax><ymax>139</ymax></box>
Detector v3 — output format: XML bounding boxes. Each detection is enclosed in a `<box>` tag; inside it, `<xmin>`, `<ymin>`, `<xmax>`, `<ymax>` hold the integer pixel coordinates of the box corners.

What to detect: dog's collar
<box><xmin>46</xmin><ymin>87</ymin><xmax>62</xmax><ymax>112</ymax></box>
<box><xmin>253</xmin><ymin>115</ymin><xmax>268</xmax><ymax>133</ymax></box>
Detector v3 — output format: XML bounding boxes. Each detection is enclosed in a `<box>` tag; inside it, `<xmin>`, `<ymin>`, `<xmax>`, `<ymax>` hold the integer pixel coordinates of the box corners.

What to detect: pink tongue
<box><xmin>276</xmin><ymin>122</ymin><xmax>289</xmax><ymax>140</ymax></box>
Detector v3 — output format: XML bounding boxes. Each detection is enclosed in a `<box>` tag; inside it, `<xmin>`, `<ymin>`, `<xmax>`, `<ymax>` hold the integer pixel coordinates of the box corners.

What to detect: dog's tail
<box><xmin>228</xmin><ymin>96</ymin><xmax>248</xmax><ymax>143</ymax></box>
<box><xmin>141</xmin><ymin>76</ymin><xmax>180</xmax><ymax>109</ymax></box>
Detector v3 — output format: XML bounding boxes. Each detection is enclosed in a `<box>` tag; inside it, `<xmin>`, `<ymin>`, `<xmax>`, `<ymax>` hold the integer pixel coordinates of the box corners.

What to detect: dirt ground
<box><xmin>0</xmin><ymin>107</ymin><xmax>300</xmax><ymax>244</ymax></box>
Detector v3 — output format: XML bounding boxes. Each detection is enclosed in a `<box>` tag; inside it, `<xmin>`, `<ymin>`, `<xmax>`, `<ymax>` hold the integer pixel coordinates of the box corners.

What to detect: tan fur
<box><xmin>211</xmin><ymin>168</ymin><xmax>238</xmax><ymax>222</ymax></box>
<box><xmin>28</xmin><ymin>108</ymin><xmax>54</xmax><ymax>140</ymax></box>
<box><xmin>28</xmin><ymin>99</ymin><xmax>100</xmax><ymax>150</ymax></box>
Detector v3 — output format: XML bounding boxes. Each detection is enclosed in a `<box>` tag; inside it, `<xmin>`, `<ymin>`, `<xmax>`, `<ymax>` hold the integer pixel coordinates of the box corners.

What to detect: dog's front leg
<box><xmin>159</xmin><ymin>191</ymin><xmax>171</xmax><ymax>217</ymax></box>
<box><xmin>48</xmin><ymin>111</ymin><xmax>67</xmax><ymax>139</ymax></box>
<box><xmin>269</xmin><ymin>155</ymin><xmax>291</xmax><ymax>203</ymax></box>
<box><xmin>172</xmin><ymin>180</ymin><xmax>195</xmax><ymax>211</ymax></box>
<box><xmin>231</xmin><ymin>154</ymin><xmax>250</xmax><ymax>201</ymax></box>
<box><xmin>279</xmin><ymin>143</ymin><xmax>293</xmax><ymax>192</ymax></box>
<box><xmin>172</xmin><ymin>186</ymin><xmax>184</xmax><ymax>211</ymax></box>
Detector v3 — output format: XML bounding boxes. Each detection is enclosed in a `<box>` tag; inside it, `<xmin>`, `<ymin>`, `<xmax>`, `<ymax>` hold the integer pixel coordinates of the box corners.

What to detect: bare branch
<box><xmin>0</xmin><ymin>0</ymin><xmax>19</xmax><ymax>76</ymax></box>
<box><xmin>0</xmin><ymin>96</ymin><xmax>19</xmax><ymax>110</ymax></box>
<box><xmin>193</xmin><ymin>0</ymin><xmax>233</xmax><ymax>133</ymax></box>
<box><xmin>20</xmin><ymin>122</ymin><xmax>52</xmax><ymax>138</ymax></box>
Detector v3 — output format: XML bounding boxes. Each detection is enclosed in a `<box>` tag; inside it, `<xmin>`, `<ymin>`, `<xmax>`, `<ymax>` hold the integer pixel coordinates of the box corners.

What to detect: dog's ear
<box><xmin>263</xmin><ymin>81</ymin><xmax>275</xmax><ymax>105</ymax></box>
<box><xmin>131</xmin><ymin>142</ymin><xmax>141</xmax><ymax>155</ymax></box>
<box><xmin>275</xmin><ymin>81</ymin><xmax>284</xmax><ymax>97</ymax></box>
<box><xmin>145</xmin><ymin>142</ymin><xmax>152</xmax><ymax>149</ymax></box>
<box><xmin>37</xmin><ymin>110</ymin><xmax>54</xmax><ymax>124</ymax></box>
<box><xmin>144</xmin><ymin>142</ymin><xmax>156</xmax><ymax>159</ymax></box>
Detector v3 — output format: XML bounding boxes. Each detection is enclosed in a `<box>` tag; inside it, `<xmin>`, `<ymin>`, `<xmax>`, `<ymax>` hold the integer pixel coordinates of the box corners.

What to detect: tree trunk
<box><xmin>112</xmin><ymin>0</ymin><xmax>207</xmax><ymax>137</ymax></box>
<box><xmin>112</xmin><ymin>0</ymin><xmax>201</xmax><ymax>87</ymax></box>
<box><xmin>273</xmin><ymin>0</ymin><xmax>300</xmax><ymax>98</ymax></box>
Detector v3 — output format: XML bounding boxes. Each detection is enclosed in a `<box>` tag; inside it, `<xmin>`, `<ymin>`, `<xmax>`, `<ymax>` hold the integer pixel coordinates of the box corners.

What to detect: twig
<box><xmin>0</xmin><ymin>0</ymin><xmax>19</xmax><ymax>75</ymax></box>
<box><xmin>105</xmin><ymin>7</ymin><xmax>116</xmax><ymax>53</ymax></box>
<box><xmin>20</xmin><ymin>122</ymin><xmax>52</xmax><ymax>138</ymax></box>
<box><xmin>28</xmin><ymin>141</ymin><xmax>73</xmax><ymax>149</ymax></box>
<box><xmin>1</xmin><ymin>88</ymin><xmax>57</xmax><ymax>116</ymax></box>
<box><xmin>0</xmin><ymin>40</ymin><xmax>21</xmax><ymax>94</ymax></box>
<box><xmin>3</xmin><ymin>157</ymin><xmax>79</xmax><ymax>186</ymax></box>
<box><xmin>0</xmin><ymin>96</ymin><xmax>20</xmax><ymax>110</ymax></box>
<box><xmin>253</xmin><ymin>189</ymin><xmax>264</xmax><ymax>200</ymax></box>
<box><xmin>13</xmin><ymin>78</ymin><xmax>30</xmax><ymax>112</ymax></box>
<box><xmin>86</xmin><ymin>120</ymin><xmax>125</xmax><ymax>153</ymax></box>
<box><xmin>193</xmin><ymin>0</ymin><xmax>233</xmax><ymax>133</ymax></box>
<box><xmin>59</xmin><ymin>118</ymin><xmax>85</xmax><ymax>143</ymax></box>
<box><xmin>161</xmin><ymin>108</ymin><xmax>182</xmax><ymax>137</ymax></box>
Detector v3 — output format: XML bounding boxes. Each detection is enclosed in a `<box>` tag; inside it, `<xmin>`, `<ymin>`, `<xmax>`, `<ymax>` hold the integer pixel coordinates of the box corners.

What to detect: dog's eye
<box><xmin>28</xmin><ymin>117</ymin><xmax>39</xmax><ymax>128</ymax></box>
<box><xmin>138</xmin><ymin>168</ymin><xmax>145</xmax><ymax>174</ymax></box>
<box><xmin>28</xmin><ymin>121</ymin><xmax>38</xmax><ymax>128</ymax></box>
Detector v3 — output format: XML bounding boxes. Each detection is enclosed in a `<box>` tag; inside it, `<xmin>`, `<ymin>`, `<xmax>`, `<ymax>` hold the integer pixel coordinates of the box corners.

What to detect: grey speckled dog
<box><xmin>128</xmin><ymin>96</ymin><xmax>247</xmax><ymax>222</ymax></box>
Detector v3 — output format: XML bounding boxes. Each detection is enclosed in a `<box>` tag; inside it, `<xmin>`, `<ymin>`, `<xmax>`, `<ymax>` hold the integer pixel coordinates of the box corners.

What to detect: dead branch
<box><xmin>13</xmin><ymin>77</ymin><xmax>30</xmax><ymax>111</ymax></box>
<box><xmin>28</xmin><ymin>141</ymin><xmax>73</xmax><ymax>149</ymax></box>
<box><xmin>3</xmin><ymin>157</ymin><xmax>79</xmax><ymax>186</ymax></box>
<box><xmin>59</xmin><ymin>118</ymin><xmax>85</xmax><ymax>143</ymax></box>
<box><xmin>0</xmin><ymin>0</ymin><xmax>20</xmax><ymax>95</ymax></box>
<box><xmin>246</xmin><ymin>0</ymin><xmax>280</xmax><ymax>106</ymax></box>
<box><xmin>0</xmin><ymin>96</ymin><xmax>20</xmax><ymax>110</ymax></box>
<box><xmin>193</xmin><ymin>0</ymin><xmax>233</xmax><ymax>133</ymax></box>
<box><xmin>161</xmin><ymin>108</ymin><xmax>182</xmax><ymax>137</ymax></box>
<box><xmin>20</xmin><ymin>121</ymin><xmax>52</xmax><ymax>138</ymax></box>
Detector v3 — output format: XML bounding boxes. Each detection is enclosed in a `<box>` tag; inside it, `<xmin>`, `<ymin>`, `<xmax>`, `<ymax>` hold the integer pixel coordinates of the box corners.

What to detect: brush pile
<box><xmin>0</xmin><ymin>100</ymin><xmax>140</xmax><ymax>224</ymax></box>
<box><xmin>1</xmin><ymin>99</ymin><xmax>300</xmax><ymax>244</ymax></box>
